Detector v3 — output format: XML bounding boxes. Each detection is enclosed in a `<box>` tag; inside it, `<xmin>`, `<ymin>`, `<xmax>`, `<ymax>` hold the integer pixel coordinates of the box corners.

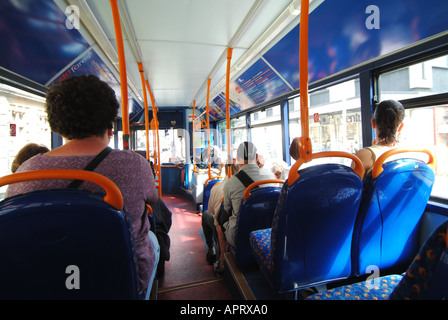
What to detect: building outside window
<box><xmin>0</xmin><ymin>83</ymin><xmax>51</xmax><ymax>198</ymax></box>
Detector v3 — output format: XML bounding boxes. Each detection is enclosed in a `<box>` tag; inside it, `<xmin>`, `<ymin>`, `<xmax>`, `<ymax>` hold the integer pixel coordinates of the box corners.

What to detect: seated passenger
<box><xmin>352</xmin><ymin>100</ymin><xmax>405</xmax><ymax>178</ymax></box>
<box><xmin>11</xmin><ymin>143</ymin><xmax>49</xmax><ymax>173</ymax></box>
<box><xmin>256</xmin><ymin>154</ymin><xmax>265</xmax><ymax>168</ymax></box>
<box><xmin>6</xmin><ymin>75</ymin><xmax>159</xmax><ymax>294</ymax></box>
<box><xmin>270</xmin><ymin>160</ymin><xmax>289</xmax><ymax>180</ymax></box>
<box><xmin>221</xmin><ymin>141</ymin><xmax>276</xmax><ymax>248</ymax></box>
<box><xmin>201</xmin><ymin>161</ymin><xmax>238</xmax><ymax>272</ymax></box>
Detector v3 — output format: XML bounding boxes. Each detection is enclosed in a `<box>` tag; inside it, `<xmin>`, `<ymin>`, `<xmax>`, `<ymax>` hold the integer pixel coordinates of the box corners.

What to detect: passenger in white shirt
<box><xmin>201</xmin><ymin>161</ymin><xmax>238</xmax><ymax>268</ymax></box>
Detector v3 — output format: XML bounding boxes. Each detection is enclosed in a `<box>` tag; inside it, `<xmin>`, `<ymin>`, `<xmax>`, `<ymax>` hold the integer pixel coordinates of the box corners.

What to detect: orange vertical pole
<box><xmin>206</xmin><ymin>78</ymin><xmax>212</xmax><ymax>179</ymax></box>
<box><xmin>226</xmin><ymin>47</ymin><xmax>233</xmax><ymax>178</ymax></box>
<box><xmin>192</xmin><ymin>100</ymin><xmax>197</xmax><ymax>173</ymax></box>
<box><xmin>299</xmin><ymin>0</ymin><xmax>312</xmax><ymax>159</ymax></box>
<box><xmin>110</xmin><ymin>0</ymin><xmax>130</xmax><ymax>150</ymax></box>
<box><xmin>145</xmin><ymin>79</ymin><xmax>162</xmax><ymax>197</ymax></box>
<box><xmin>138</xmin><ymin>63</ymin><xmax>150</xmax><ymax>160</ymax></box>
<box><xmin>155</xmin><ymin>117</ymin><xmax>161</xmax><ymax>197</ymax></box>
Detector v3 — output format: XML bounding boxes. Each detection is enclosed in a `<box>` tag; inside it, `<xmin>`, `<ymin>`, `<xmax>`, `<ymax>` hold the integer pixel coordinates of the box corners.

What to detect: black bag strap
<box><xmin>67</xmin><ymin>147</ymin><xmax>112</xmax><ymax>189</ymax></box>
<box><xmin>235</xmin><ymin>169</ymin><xmax>255</xmax><ymax>188</ymax></box>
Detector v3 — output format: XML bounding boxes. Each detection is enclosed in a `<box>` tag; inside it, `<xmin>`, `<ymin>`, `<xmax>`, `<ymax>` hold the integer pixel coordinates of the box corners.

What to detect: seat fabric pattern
<box><xmin>389</xmin><ymin>220</ymin><xmax>448</xmax><ymax>300</ymax></box>
<box><xmin>269</xmin><ymin>183</ymin><xmax>288</xmax><ymax>263</ymax></box>
<box><xmin>249</xmin><ymin>228</ymin><xmax>273</xmax><ymax>273</ymax></box>
<box><xmin>307</xmin><ymin>275</ymin><xmax>403</xmax><ymax>300</ymax></box>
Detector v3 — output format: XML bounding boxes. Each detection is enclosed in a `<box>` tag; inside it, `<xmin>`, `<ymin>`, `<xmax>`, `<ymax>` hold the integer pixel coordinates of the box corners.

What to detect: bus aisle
<box><xmin>156</xmin><ymin>195</ymin><xmax>232</xmax><ymax>300</ymax></box>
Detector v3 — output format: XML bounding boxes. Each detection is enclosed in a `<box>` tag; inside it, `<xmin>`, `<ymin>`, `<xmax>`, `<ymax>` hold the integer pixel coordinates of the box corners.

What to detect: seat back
<box><xmin>234</xmin><ymin>180</ymin><xmax>283</xmax><ymax>269</ymax></box>
<box><xmin>271</xmin><ymin>153</ymin><xmax>364</xmax><ymax>292</ymax></box>
<box><xmin>352</xmin><ymin>149</ymin><xmax>435</xmax><ymax>276</ymax></box>
<box><xmin>0</xmin><ymin>170</ymin><xmax>139</xmax><ymax>299</ymax></box>
<box><xmin>202</xmin><ymin>177</ymin><xmax>222</xmax><ymax>213</ymax></box>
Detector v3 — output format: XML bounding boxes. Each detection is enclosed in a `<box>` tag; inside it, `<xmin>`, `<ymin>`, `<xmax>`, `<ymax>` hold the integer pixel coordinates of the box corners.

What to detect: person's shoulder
<box><xmin>355</xmin><ymin>147</ymin><xmax>375</xmax><ymax>161</ymax></box>
<box><xmin>14</xmin><ymin>154</ymin><xmax>45</xmax><ymax>173</ymax></box>
<box><xmin>258</xmin><ymin>167</ymin><xmax>276</xmax><ymax>178</ymax></box>
<box><xmin>108</xmin><ymin>149</ymin><xmax>152</xmax><ymax>172</ymax></box>
<box><xmin>354</xmin><ymin>147</ymin><xmax>376</xmax><ymax>171</ymax></box>
<box><xmin>223</xmin><ymin>175</ymin><xmax>240</xmax><ymax>190</ymax></box>
<box><xmin>110</xmin><ymin>149</ymin><xmax>147</xmax><ymax>162</ymax></box>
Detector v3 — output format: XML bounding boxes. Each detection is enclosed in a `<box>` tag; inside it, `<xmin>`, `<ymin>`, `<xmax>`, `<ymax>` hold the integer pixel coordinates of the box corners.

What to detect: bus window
<box><xmin>230</xmin><ymin>117</ymin><xmax>248</xmax><ymax>155</ymax></box>
<box><xmin>135</xmin><ymin>129</ymin><xmax>185</xmax><ymax>164</ymax></box>
<box><xmin>0</xmin><ymin>83</ymin><xmax>51</xmax><ymax>198</ymax></box>
<box><xmin>250</xmin><ymin>105</ymin><xmax>283</xmax><ymax>164</ymax></box>
<box><xmin>400</xmin><ymin>106</ymin><xmax>448</xmax><ymax>200</ymax></box>
<box><xmin>379</xmin><ymin>53</ymin><xmax>448</xmax><ymax>200</ymax></box>
<box><xmin>217</xmin><ymin>117</ymin><xmax>248</xmax><ymax>161</ymax></box>
<box><xmin>289</xmin><ymin>78</ymin><xmax>362</xmax><ymax>165</ymax></box>
<box><xmin>379</xmin><ymin>55</ymin><xmax>448</xmax><ymax>100</ymax></box>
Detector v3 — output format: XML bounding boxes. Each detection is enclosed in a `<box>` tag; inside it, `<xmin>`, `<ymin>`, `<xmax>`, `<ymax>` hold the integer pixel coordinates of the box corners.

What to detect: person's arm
<box><xmin>223</xmin><ymin>181</ymin><xmax>232</xmax><ymax>216</ymax></box>
<box><xmin>352</xmin><ymin>148</ymin><xmax>375</xmax><ymax>177</ymax></box>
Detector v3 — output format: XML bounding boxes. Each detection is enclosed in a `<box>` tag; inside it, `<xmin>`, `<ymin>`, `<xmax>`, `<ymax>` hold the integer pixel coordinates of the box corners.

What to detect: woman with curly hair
<box><xmin>6</xmin><ymin>75</ymin><xmax>159</xmax><ymax>296</ymax></box>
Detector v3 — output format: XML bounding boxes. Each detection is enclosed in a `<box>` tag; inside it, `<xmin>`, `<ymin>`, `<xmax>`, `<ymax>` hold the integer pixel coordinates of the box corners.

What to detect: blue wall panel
<box><xmin>0</xmin><ymin>0</ymin><xmax>89</xmax><ymax>85</ymax></box>
<box><xmin>264</xmin><ymin>0</ymin><xmax>448</xmax><ymax>89</ymax></box>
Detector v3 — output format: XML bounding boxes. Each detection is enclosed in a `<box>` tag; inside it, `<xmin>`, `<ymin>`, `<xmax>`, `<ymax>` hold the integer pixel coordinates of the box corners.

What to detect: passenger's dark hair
<box><xmin>12</xmin><ymin>143</ymin><xmax>49</xmax><ymax>173</ymax></box>
<box><xmin>373</xmin><ymin>99</ymin><xmax>405</xmax><ymax>145</ymax></box>
<box><xmin>45</xmin><ymin>75</ymin><xmax>119</xmax><ymax>139</ymax></box>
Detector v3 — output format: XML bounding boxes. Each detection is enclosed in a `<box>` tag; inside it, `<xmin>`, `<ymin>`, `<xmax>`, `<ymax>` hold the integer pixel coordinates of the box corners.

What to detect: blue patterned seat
<box><xmin>234</xmin><ymin>183</ymin><xmax>282</xmax><ymax>269</ymax></box>
<box><xmin>250</xmin><ymin>162</ymin><xmax>363</xmax><ymax>293</ymax></box>
<box><xmin>307</xmin><ymin>220</ymin><xmax>448</xmax><ymax>300</ymax></box>
<box><xmin>352</xmin><ymin>150</ymin><xmax>435</xmax><ymax>276</ymax></box>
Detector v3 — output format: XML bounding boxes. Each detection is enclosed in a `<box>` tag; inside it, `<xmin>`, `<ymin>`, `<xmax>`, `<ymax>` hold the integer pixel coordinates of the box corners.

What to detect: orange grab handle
<box><xmin>243</xmin><ymin>179</ymin><xmax>285</xmax><ymax>201</ymax></box>
<box><xmin>204</xmin><ymin>176</ymin><xmax>222</xmax><ymax>187</ymax></box>
<box><xmin>0</xmin><ymin>169</ymin><xmax>123</xmax><ymax>210</ymax></box>
<box><xmin>193</xmin><ymin>166</ymin><xmax>208</xmax><ymax>174</ymax></box>
<box><xmin>372</xmin><ymin>148</ymin><xmax>435</xmax><ymax>179</ymax></box>
<box><xmin>287</xmin><ymin>151</ymin><xmax>364</xmax><ymax>186</ymax></box>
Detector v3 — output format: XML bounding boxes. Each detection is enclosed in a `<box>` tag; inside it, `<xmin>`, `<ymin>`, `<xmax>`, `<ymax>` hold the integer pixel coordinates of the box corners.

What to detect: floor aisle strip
<box><xmin>158</xmin><ymin>277</ymin><xmax>225</xmax><ymax>294</ymax></box>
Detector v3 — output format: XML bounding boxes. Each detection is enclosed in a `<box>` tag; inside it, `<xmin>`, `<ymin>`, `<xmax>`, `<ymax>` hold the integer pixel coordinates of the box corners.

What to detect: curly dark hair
<box><xmin>373</xmin><ymin>99</ymin><xmax>405</xmax><ymax>145</ymax></box>
<box><xmin>45</xmin><ymin>75</ymin><xmax>119</xmax><ymax>139</ymax></box>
